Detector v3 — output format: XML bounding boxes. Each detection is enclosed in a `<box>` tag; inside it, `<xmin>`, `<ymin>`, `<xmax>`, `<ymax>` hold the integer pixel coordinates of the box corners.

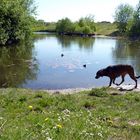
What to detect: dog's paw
<box><xmin>115</xmin><ymin>83</ymin><xmax>120</xmax><ymax>86</ymax></box>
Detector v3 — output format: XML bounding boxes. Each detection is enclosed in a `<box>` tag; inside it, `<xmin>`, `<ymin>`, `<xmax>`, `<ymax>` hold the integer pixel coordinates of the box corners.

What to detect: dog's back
<box><xmin>106</xmin><ymin>64</ymin><xmax>134</xmax><ymax>77</ymax></box>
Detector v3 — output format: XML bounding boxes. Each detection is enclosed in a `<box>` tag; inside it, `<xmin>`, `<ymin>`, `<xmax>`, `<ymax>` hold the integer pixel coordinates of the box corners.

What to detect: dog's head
<box><xmin>95</xmin><ymin>69</ymin><xmax>104</xmax><ymax>79</ymax></box>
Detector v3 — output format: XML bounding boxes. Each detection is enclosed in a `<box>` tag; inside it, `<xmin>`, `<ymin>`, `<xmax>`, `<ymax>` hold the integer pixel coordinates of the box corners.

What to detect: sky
<box><xmin>35</xmin><ymin>0</ymin><xmax>139</xmax><ymax>22</ymax></box>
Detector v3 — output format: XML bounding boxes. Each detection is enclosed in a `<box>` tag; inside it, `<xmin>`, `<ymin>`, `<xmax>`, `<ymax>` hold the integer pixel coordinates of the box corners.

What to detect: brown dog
<box><xmin>95</xmin><ymin>64</ymin><xmax>140</xmax><ymax>88</ymax></box>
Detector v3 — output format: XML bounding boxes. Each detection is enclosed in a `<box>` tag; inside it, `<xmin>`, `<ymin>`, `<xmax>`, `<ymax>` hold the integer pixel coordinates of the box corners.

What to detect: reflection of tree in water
<box><xmin>112</xmin><ymin>39</ymin><xmax>140</xmax><ymax>73</ymax></box>
<box><xmin>33</xmin><ymin>33</ymin><xmax>48</xmax><ymax>42</ymax></box>
<box><xmin>33</xmin><ymin>33</ymin><xmax>57</xmax><ymax>42</ymax></box>
<box><xmin>56</xmin><ymin>36</ymin><xmax>95</xmax><ymax>50</ymax></box>
<box><xmin>0</xmin><ymin>41</ymin><xmax>38</xmax><ymax>87</ymax></box>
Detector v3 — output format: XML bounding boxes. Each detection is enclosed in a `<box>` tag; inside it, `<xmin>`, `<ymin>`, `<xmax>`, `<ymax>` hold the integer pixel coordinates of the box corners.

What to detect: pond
<box><xmin>0</xmin><ymin>33</ymin><xmax>140</xmax><ymax>89</ymax></box>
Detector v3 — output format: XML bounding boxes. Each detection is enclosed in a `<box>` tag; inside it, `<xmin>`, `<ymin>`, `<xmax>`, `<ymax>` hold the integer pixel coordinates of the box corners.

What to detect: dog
<box><xmin>95</xmin><ymin>64</ymin><xmax>140</xmax><ymax>88</ymax></box>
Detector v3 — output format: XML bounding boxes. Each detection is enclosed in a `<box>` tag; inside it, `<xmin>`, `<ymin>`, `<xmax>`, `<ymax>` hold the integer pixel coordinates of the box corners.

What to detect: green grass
<box><xmin>32</xmin><ymin>23</ymin><xmax>56</xmax><ymax>32</ymax></box>
<box><xmin>95</xmin><ymin>22</ymin><xmax>118</xmax><ymax>36</ymax></box>
<box><xmin>0</xmin><ymin>88</ymin><xmax>140</xmax><ymax>140</ymax></box>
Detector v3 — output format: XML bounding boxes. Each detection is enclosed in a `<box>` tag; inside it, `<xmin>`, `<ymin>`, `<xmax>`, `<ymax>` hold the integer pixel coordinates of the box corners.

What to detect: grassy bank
<box><xmin>95</xmin><ymin>22</ymin><xmax>118</xmax><ymax>36</ymax></box>
<box><xmin>0</xmin><ymin>88</ymin><xmax>140</xmax><ymax>140</ymax></box>
<box><xmin>34</xmin><ymin>22</ymin><xmax>118</xmax><ymax>36</ymax></box>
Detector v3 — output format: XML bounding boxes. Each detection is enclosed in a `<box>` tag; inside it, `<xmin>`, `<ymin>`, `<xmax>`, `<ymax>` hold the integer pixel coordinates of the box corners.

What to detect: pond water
<box><xmin>0</xmin><ymin>33</ymin><xmax>140</xmax><ymax>89</ymax></box>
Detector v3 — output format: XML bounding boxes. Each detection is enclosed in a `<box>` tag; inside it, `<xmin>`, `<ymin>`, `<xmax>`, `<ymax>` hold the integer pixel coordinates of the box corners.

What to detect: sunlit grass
<box><xmin>95</xmin><ymin>22</ymin><xmax>117</xmax><ymax>35</ymax></box>
<box><xmin>0</xmin><ymin>88</ymin><xmax>140</xmax><ymax>139</ymax></box>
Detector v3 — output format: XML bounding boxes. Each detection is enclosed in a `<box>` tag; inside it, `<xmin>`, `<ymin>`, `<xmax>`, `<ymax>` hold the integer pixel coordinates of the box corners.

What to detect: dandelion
<box><xmin>28</xmin><ymin>105</ymin><xmax>33</xmax><ymax>110</ymax></box>
<box><xmin>57</xmin><ymin>124</ymin><xmax>62</xmax><ymax>128</ymax></box>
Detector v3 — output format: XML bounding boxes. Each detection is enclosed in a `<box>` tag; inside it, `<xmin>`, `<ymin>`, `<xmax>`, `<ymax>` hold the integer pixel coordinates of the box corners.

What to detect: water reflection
<box><xmin>112</xmin><ymin>40</ymin><xmax>140</xmax><ymax>74</ymax></box>
<box><xmin>0</xmin><ymin>41</ymin><xmax>38</xmax><ymax>88</ymax></box>
<box><xmin>33</xmin><ymin>33</ymin><xmax>49</xmax><ymax>42</ymax></box>
<box><xmin>1</xmin><ymin>33</ymin><xmax>140</xmax><ymax>89</ymax></box>
<box><xmin>57</xmin><ymin>36</ymin><xmax>95</xmax><ymax>51</ymax></box>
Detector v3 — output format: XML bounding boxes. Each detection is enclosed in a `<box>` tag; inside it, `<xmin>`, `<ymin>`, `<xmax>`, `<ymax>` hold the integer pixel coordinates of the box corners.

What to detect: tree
<box><xmin>0</xmin><ymin>0</ymin><xmax>36</xmax><ymax>45</ymax></box>
<box><xmin>114</xmin><ymin>4</ymin><xmax>134</xmax><ymax>34</ymax></box>
<box><xmin>55</xmin><ymin>18</ymin><xmax>75</xmax><ymax>33</ymax></box>
<box><xmin>77</xmin><ymin>15</ymin><xmax>96</xmax><ymax>33</ymax></box>
<box><xmin>128</xmin><ymin>1</ymin><xmax>140</xmax><ymax>37</ymax></box>
<box><xmin>55</xmin><ymin>15</ymin><xmax>96</xmax><ymax>35</ymax></box>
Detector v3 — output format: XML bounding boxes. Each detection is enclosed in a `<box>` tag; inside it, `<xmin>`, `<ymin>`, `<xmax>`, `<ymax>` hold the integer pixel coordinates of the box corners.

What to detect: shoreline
<box><xmin>40</xmin><ymin>84</ymin><xmax>140</xmax><ymax>94</ymax></box>
<box><xmin>34</xmin><ymin>31</ymin><xmax>127</xmax><ymax>40</ymax></box>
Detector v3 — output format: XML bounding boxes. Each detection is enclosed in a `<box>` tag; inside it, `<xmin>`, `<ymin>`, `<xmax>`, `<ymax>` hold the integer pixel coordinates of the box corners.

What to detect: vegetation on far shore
<box><xmin>1</xmin><ymin>0</ymin><xmax>140</xmax><ymax>46</ymax></box>
<box><xmin>114</xmin><ymin>1</ymin><xmax>140</xmax><ymax>37</ymax></box>
<box><xmin>33</xmin><ymin>0</ymin><xmax>140</xmax><ymax>38</ymax></box>
<box><xmin>34</xmin><ymin>20</ymin><xmax>118</xmax><ymax>36</ymax></box>
<box><xmin>0</xmin><ymin>88</ymin><xmax>140</xmax><ymax>140</ymax></box>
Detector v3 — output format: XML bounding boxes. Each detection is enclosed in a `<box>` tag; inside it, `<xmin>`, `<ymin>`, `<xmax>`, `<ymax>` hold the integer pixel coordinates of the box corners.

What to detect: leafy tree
<box><xmin>77</xmin><ymin>15</ymin><xmax>96</xmax><ymax>33</ymax></box>
<box><xmin>0</xmin><ymin>0</ymin><xmax>36</xmax><ymax>45</ymax></box>
<box><xmin>55</xmin><ymin>15</ymin><xmax>96</xmax><ymax>35</ymax></box>
<box><xmin>114</xmin><ymin>4</ymin><xmax>134</xmax><ymax>34</ymax></box>
<box><xmin>56</xmin><ymin>18</ymin><xmax>75</xmax><ymax>33</ymax></box>
<box><xmin>129</xmin><ymin>1</ymin><xmax>140</xmax><ymax>37</ymax></box>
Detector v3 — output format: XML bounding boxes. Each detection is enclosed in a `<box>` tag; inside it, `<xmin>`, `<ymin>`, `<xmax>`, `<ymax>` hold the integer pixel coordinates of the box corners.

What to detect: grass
<box><xmin>0</xmin><ymin>88</ymin><xmax>140</xmax><ymax>140</ymax></box>
<box><xmin>95</xmin><ymin>22</ymin><xmax>117</xmax><ymax>36</ymax></box>
<box><xmin>32</xmin><ymin>23</ymin><xmax>56</xmax><ymax>32</ymax></box>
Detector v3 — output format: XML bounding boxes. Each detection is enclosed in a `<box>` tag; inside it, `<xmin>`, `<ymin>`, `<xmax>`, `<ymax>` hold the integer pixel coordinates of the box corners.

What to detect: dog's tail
<box><xmin>136</xmin><ymin>76</ymin><xmax>140</xmax><ymax>79</ymax></box>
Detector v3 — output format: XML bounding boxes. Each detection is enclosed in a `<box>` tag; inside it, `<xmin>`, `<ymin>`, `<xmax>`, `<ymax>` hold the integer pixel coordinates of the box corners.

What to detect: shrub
<box><xmin>0</xmin><ymin>0</ymin><xmax>36</xmax><ymax>45</ymax></box>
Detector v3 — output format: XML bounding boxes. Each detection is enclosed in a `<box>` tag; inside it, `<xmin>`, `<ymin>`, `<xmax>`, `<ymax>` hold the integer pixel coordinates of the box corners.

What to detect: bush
<box><xmin>0</xmin><ymin>0</ymin><xmax>36</xmax><ymax>45</ymax></box>
<box><xmin>55</xmin><ymin>15</ymin><xmax>96</xmax><ymax>34</ymax></box>
<box><xmin>56</xmin><ymin>18</ymin><xmax>75</xmax><ymax>33</ymax></box>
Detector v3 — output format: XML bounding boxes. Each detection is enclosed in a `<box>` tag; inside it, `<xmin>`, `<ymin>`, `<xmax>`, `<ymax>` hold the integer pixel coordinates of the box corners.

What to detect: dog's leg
<box><xmin>116</xmin><ymin>75</ymin><xmax>125</xmax><ymax>86</ymax></box>
<box><xmin>129</xmin><ymin>74</ymin><xmax>137</xmax><ymax>88</ymax></box>
<box><xmin>113</xmin><ymin>78</ymin><xmax>116</xmax><ymax>85</ymax></box>
<box><xmin>109</xmin><ymin>78</ymin><xmax>113</xmax><ymax>87</ymax></box>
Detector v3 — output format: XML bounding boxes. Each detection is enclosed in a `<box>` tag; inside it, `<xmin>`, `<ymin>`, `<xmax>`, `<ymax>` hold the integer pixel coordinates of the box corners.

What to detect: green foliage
<box><xmin>55</xmin><ymin>15</ymin><xmax>96</xmax><ymax>34</ymax></box>
<box><xmin>114</xmin><ymin>1</ymin><xmax>140</xmax><ymax>37</ymax></box>
<box><xmin>31</xmin><ymin>19</ymin><xmax>51</xmax><ymax>31</ymax></box>
<box><xmin>88</xmin><ymin>88</ymin><xmax>108</xmax><ymax>97</ymax></box>
<box><xmin>128</xmin><ymin>1</ymin><xmax>140</xmax><ymax>37</ymax></box>
<box><xmin>114</xmin><ymin>4</ymin><xmax>134</xmax><ymax>34</ymax></box>
<box><xmin>56</xmin><ymin>18</ymin><xmax>75</xmax><ymax>33</ymax></box>
<box><xmin>0</xmin><ymin>0</ymin><xmax>36</xmax><ymax>45</ymax></box>
<box><xmin>78</xmin><ymin>15</ymin><xmax>96</xmax><ymax>33</ymax></box>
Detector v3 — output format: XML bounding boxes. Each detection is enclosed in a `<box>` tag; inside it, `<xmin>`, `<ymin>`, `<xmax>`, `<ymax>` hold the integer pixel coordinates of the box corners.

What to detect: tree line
<box><xmin>1</xmin><ymin>0</ymin><xmax>140</xmax><ymax>46</ymax></box>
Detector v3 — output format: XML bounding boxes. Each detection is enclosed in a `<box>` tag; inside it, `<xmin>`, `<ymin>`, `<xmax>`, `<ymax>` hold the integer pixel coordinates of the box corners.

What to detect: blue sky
<box><xmin>35</xmin><ymin>0</ymin><xmax>139</xmax><ymax>22</ymax></box>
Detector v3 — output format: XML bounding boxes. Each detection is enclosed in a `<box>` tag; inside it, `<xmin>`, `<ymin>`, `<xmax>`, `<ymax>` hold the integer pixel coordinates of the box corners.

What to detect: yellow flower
<box><xmin>28</xmin><ymin>105</ymin><xmax>33</xmax><ymax>110</ymax></box>
<box><xmin>57</xmin><ymin>124</ymin><xmax>62</xmax><ymax>128</ymax></box>
<box><xmin>45</xmin><ymin>118</ymin><xmax>49</xmax><ymax>121</ymax></box>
